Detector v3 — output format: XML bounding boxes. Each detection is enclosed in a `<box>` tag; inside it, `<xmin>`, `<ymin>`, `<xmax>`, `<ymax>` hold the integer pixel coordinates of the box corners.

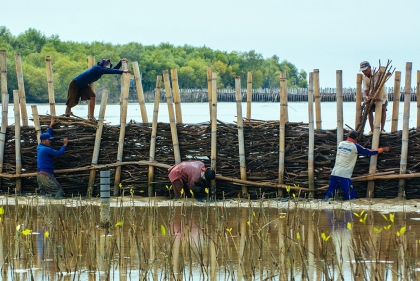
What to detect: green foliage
<box><xmin>0</xmin><ymin>26</ymin><xmax>307</xmax><ymax>102</ymax></box>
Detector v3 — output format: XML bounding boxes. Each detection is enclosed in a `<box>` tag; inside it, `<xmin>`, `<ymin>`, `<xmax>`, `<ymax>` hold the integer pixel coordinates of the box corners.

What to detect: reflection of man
<box><xmin>325</xmin><ymin>130</ymin><xmax>390</xmax><ymax>201</ymax></box>
<box><xmin>360</xmin><ymin>61</ymin><xmax>388</xmax><ymax>135</ymax></box>
<box><xmin>168</xmin><ymin>161</ymin><xmax>215</xmax><ymax>199</ymax></box>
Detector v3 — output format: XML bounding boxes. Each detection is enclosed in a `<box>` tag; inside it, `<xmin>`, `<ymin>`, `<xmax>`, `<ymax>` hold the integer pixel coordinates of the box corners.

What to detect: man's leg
<box><xmin>381</xmin><ymin>105</ymin><xmax>386</xmax><ymax>131</ymax></box>
<box><xmin>88</xmin><ymin>96</ymin><xmax>96</xmax><ymax>119</ymax></box>
<box><xmin>172</xmin><ymin>180</ymin><xmax>184</xmax><ymax>199</ymax></box>
<box><xmin>368</xmin><ymin>111</ymin><xmax>374</xmax><ymax>132</ymax></box>
<box><xmin>340</xmin><ymin>178</ymin><xmax>356</xmax><ymax>200</ymax></box>
<box><xmin>325</xmin><ymin>176</ymin><xmax>339</xmax><ymax>199</ymax></box>
<box><xmin>65</xmin><ymin>105</ymin><xmax>72</xmax><ymax>116</ymax></box>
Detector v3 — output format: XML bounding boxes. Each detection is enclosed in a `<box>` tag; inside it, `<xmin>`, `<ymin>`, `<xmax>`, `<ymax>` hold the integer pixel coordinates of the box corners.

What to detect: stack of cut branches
<box><xmin>355</xmin><ymin>60</ymin><xmax>395</xmax><ymax>140</ymax></box>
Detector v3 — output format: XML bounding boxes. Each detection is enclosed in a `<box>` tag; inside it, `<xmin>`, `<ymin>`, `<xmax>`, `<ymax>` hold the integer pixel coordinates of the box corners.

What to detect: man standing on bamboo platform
<box><xmin>65</xmin><ymin>58</ymin><xmax>131</xmax><ymax>122</ymax></box>
<box><xmin>37</xmin><ymin>118</ymin><xmax>68</xmax><ymax>199</ymax></box>
<box><xmin>360</xmin><ymin>61</ymin><xmax>388</xmax><ymax>135</ymax></box>
<box><xmin>324</xmin><ymin>130</ymin><xmax>390</xmax><ymax>201</ymax></box>
<box><xmin>168</xmin><ymin>161</ymin><xmax>215</xmax><ymax>199</ymax></box>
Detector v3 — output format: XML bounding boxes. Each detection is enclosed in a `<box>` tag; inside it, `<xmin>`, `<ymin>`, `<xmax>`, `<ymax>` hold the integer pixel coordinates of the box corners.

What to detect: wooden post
<box><xmin>171</xmin><ymin>69</ymin><xmax>183</xmax><ymax>124</ymax></box>
<box><xmin>278</xmin><ymin>71</ymin><xmax>287</xmax><ymax>198</ymax></box>
<box><xmin>45</xmin><ymin>56</ymin><xmax>56</xmax><ymax>116</ymax></box>
<box><xmin>417</xmin><ymin>71</ymin><xmax>420</xmax><ymax>128</ymax></box>
<box><xmin>235</xmin><ymin>76</ymin><xmax>247</xmax><ymax>196</ymax></box>
<box><xmin>308</xmin><ymin>72</ymin><xmax>315</xmax><ymax>195</ymax></box>
<box><xmin>163</xmin><ymin>70</ymin><xmax>181</xmax><ymax>164</ymax></box>
<box><xmin>366</xmin><ymin>67</ymin><xmax>386</xmax><ymax>197</ymax></box>
<box><xmin>13</xmin><ymin>90</ymin><xmax>21</xmax><ymax>194</ymax></box>
<box><xmin>313</xmin><ymin>69</ymin><xmax>322</xmax><ymax>129</ymax></box>
<box><xmin>132</xmin><ymin>61</ymin><xmax>148</xmax><ymax>123</ymax></box>
<box><xmin>398</xmin><ymin>62</ymin><xmax>412</xmax><ymax>198</ymax></box>
<box><xmin>207</xmin><ymin>66</ymin><xmax>212</xmax><ymax>120</ymax></box>
<box><xmin>210</xmin><ymin>72</ymin><xmax>218</xmax><ymax>196</ymax></box>
<box><xmin>87</xmin><ymin>56</ymin><xmax>95</xmax><ymax>119</ymax></box>
<box><xmin>31</xmin><ymin>105</ymin><xmax>41</xmax><ymax>144</ymax></box>
<box><xmin>355</xmin><ymin>74</ymin><xmax>363</xmax><ymax>128</ymax></box>
<box><xmin>88</xmin><ymin>90</ymin><xmax>108</xmax><ymax>197</ymax></box>
<box><xmin>148</xmin><ymin>76</ymin><xmax>162</xmax><ymax>197</ymax></box>
<box><xmin>113</xmin><ymin>62</ymin><xmax>130</xmax><ymax>196</ymax></box>
<box><xmin>336</xmin><ymin>70</ymin><xmax>343</xmax><ymax>143</ymax></box>
<box><xmin>391</xmin><ymin>71</ymin><xmax>401</xmax><ymax>132</ymax></box>
<box><xmin>14</xmin><ymin>53</ymin><xmax>28</xmax><ymax>126</ymax></box>
<box><xmin>246</xmin><ymin>71</ymin><xmax>252</xmax><ymax>119</ymax></box>
<box><xmin>0</xmin><ymin>50</ymin><xmax>8</xmax><ymax>177</ymax></box>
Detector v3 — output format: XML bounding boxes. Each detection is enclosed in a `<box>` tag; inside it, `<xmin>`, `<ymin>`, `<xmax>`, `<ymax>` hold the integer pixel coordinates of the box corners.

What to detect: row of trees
<box><xmin>0</xmin><ymin>26</ymin><xmax>308</xmax><ymax>103</ymax></box>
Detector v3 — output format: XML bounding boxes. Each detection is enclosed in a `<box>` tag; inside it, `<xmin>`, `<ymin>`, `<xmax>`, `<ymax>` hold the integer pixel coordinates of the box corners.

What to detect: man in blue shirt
<box><xmin>65</xmin><ymin>58</ymin><xmax>131</xmax><ymax>121</ymax></box>
<box><xmin>325</xmin><ymin>130</ymin><xmax>390</xmax><ymax>201</ymax></box>
<box><xmin>37</xmin><ymin>118</ymin><xmax>68</xmax><ymax>199</ymax></box>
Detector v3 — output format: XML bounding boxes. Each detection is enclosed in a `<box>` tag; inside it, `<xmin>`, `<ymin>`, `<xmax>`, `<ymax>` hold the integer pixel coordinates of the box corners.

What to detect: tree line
<box><xmin>0</xmin><ymin>26</ymin><xmax>308</xmax><ymax>103</ymax></box>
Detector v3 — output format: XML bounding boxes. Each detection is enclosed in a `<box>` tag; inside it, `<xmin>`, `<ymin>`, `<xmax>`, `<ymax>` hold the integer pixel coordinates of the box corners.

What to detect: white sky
<box><xmin>2</xmin><ymin>0</ymin><xmax>419</xmax><ymax>87</ymax></box>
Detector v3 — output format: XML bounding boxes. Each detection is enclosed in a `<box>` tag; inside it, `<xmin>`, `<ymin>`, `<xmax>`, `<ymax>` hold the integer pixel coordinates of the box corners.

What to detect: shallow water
<box><xmin>0</xmin><ymin>196</ymin><xmax>419</xmax><ymax>280</ymax></box>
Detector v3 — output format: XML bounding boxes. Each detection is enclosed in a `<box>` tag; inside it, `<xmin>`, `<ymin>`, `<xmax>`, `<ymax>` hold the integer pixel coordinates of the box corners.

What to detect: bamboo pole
<box><xmin>132</xmin><ymin>61</ymin><xmax>148</xmax><ymax>123</ymax></box>
<box><xmin>87</xmin><ymin>56</ymin><xmax>95</xmax><ymax>119</ymax></box>
<box><xmin>246</xmin><ymin>71</ymin><xmax>252</xmax><ymax>119</ymax></box>
<box><xmin>313</xmin><ymin>69</ymin><xmax>322</xmax><ymax>129</ymax></box>
<box><xmin>163</xmin><ymin>70</ymin><xmax>181</xmax><ymax>163</ymax></box>
<box><xmin>31</xmin><ymin>105</ymin><xmax>41</xmax><ymax>144</ymax></box>
<box><xmin>14</xmin><ymin>53</ymin><xmax>28</xmax><ymax>126</ymax></box>
<box><xmin>278</xmin><ymin>71</ymin><xmax>287</xmax><ymax>197</ymax></box>
<box><xmin>355</xmin><ymin>74</ymin><xmax>362</xmax><ymax>128</ymax></box>
<box><xmin>148</xmin><ymin>76</ymin><xmax>162</xmax><ymax>197</ymax></box>
<box><xmin>171</xmin><ymin>69</ymin><xmax>183</xmax><ymax>124</ymax></box>
<box><xmin>417</xmin><ymin>71</ymin><xmax>420</xmax><ymax>128</ymax></box>
<box><xmin>391</xmin><ymin>71</ymin><xmax>401</xmax><ymax>132</ymax></box>
<box><xmin>308</xmin><ymin>72</ymin><xmax>315</xmax><ymax>195</ymax></box>
<box><xmin>235</xmin><ymin>76</ymin><xmax>247</xmax><ymax>196</ymax></box>
<box><xmin>207</xmin><ymin>67</ymin><xmax>212</xmax><ymax>119</ymax></box>
<box><xmin>211</xmin><ymin>72</ymin><xmax>218</xmax><ymax>196</ymax></box>
<box><xmin>336</xmin><ymin>70</ymin><xmax>343</xmax><ymax>143</ymax></box>
<box><xmin>13</xmin><ymin>90</ymin><xmax>22</xmax><ymax>194</ymax></box>
<box><xmin>113</xmin><ymin>62</ymin><xmax>130</xmax><ymax>196</ymax></box>
<box><xmin>398</xmin><ymin>62</ymin><xmax>412</xmax><ymax>198</ymax></box>
<box><xmin>0</xmin><ymin>50</ymin><xmax>8</xmax><ymax>177</ymax></box>
<box><xmin>366</xmin><ymin>67</ymin><xmax>386</xmax><ymax>197</ymax></box>
<box><xmin>45</xmin><ymin>56</ymin><xmax>56</xmax><ymax>116</ymax></box>
<box><xmin>87</xmin><ymin>90</ymin><xmax>108</xmax><ymax>197</ymax></box>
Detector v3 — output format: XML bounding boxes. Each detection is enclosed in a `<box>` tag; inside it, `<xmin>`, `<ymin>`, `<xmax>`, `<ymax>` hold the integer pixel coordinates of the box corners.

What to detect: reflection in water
<box><xmin>0</xmin><ymin>199</ymin><xmax>419</xmax><ymax>280</ymax></box>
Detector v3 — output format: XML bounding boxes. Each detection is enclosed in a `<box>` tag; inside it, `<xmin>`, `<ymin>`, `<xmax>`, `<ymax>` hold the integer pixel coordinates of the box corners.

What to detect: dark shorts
<box><xmin>370</xmin><ymin>100</ymin><xmax>388</xmax><ymax>112</ymax></box>
<box><xmin>66</xmin><ymin>80</ymin><xmax>96</xmax><ymax>108</ymax></box>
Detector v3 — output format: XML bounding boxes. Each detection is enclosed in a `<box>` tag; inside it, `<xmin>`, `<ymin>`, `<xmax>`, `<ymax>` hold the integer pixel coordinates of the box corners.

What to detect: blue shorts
<box><xmin>325</xmin><ymin>175</ymin><xmax>356</xmax><ymax>200</ymax></box>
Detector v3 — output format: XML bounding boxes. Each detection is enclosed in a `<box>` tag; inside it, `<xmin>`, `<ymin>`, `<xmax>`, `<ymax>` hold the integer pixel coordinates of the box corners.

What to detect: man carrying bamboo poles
<box><xmin>37</xmin><ymin>118</ymin><xmax>68</xmax><ymax>199</ymax></box>
<box><xmin>324</xmin><ymin>130</ymin><xmax>390</xmax><ymax>201</ymax></box>
<box><xmin>65</xmin><ymin>58</ymin><xmax>131</xmax><ymax>122</ymax></box>
<box><xmin>360</xmin><ymin>61</ymin><xmax>388</xmax><ymax>135</ymax></box>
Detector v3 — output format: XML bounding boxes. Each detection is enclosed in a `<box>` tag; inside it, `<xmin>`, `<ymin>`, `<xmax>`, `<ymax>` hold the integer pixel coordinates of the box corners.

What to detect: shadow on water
<box><xmin>0</xmin><ymin>197</ymin><xmax>419</xmax><ymax>280</ymax></box>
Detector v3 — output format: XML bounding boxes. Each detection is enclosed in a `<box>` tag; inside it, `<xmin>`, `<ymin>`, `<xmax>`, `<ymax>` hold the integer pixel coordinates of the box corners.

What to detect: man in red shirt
<box><xmin>168</xmin><ymin>161</ymin><xmax>215</xmax><ymax>199</ymax></box>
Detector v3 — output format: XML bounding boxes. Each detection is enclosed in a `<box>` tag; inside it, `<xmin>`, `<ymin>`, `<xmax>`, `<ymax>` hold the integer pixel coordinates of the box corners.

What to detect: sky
<box><xmin>2</xmin><ymin>0</ymin><xmax>419</xmax><ymax>87</ymax></box>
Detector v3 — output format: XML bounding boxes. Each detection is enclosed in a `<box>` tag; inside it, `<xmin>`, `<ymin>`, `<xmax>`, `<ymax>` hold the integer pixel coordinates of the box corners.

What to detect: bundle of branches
<box><xmin>355</xmin><ymin>60</ymin><xmax>395</xmax><ymax>140</ymax></box>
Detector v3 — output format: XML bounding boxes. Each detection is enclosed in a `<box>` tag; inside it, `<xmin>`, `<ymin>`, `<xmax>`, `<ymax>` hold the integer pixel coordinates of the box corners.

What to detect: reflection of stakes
<box><xmin>355</xmin><ymin>60</ymin><xmax>394</xmax><ymax>141</ymax></box>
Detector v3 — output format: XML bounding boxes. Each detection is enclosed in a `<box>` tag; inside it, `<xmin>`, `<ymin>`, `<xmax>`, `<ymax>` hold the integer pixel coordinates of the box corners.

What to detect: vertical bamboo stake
<box><xmin>13</xmin><ymin>90</ymin><xmax>21</xmax><ymax>194</ymax></box>
<box><xmin>235</xmin><ymin>76</ymin><xmax>247</xmax><ymax>196</ymax></box>
<box><xmin>366</xmin><ymin>67</ymin><xmax>386</xmax><ymax>197</ymax></box>
<box><xmin>0</xmin><ymin>50</ymin><xmax>8</xmax><ymax>177</ymax></box>
<box><xmin>355</xmin><ymin>74</ymin><xmax>363</xmax><ymax>128</ymax></box>
<box><xmin>417</xmin><ymin>71</ymin><xmax>420</xmax><ymax>128</ymax></box>
<box><xmin>113</xmin><ymin>62</ymin><xmax>130</xmax><ymax>196</ymax></box>
<box><xmin>308</xmin><ymin>72</ymin><xmax>315</xmax><ymax>195</ymax></box>
<box><xmin>45</xmin><ymin>56</ymin><xmax>56</xmax><ymax>116</ymax></box>
<box><xmin>210</xmin><ymin>72</ymin><xmax>218</xmax><ymax>196</ymax></box>
<box><xmin>163</xmin><ymin>70</ymin><xmax>181</xmax><ymax>163</ymax></box>
<box><xmin>336</xmin><ymin>70</ymin><xmax>343</xmax><ymax>143</ymax></box>
<box><xmin>171</xmin><ymin>69</ymin><xmax>183</xmax><ymax>124</ymax></box>
<box><xmin>391</xmin><ymin>71</ymin><xmax>401</xmax><ymax>132</ymax></box>
<box><xmin>148</xmin><ymin>76</ymin><xmax>162</xmax><ymax>197</ymax></box>
<box><xmin>132</xmin><ymin>61</ymin><xmax>148</xmax><ymax>123</ymax></box>
<box><xmin>14</xmin><ymin>53</ymin><xmax>28</xmax><ymax>126</ymax></box>
<box><xmin>31</xmin><ymin>105</ymin><xmax>41</xmax><ymax>144</ymax></box>
<box><xmin>246</xmin><ymin>71</ymin><xmax>252</xmax><ymax>119</ymax></box>
<box><xmin>278</xmin><ymin>71</ymin><xmax>287</xmax><ymax>198</ymax></box>
<box><xmin>313</xmin><ymin>69</ymin><xmax>322</xmax><ymax>129</ymax></box>
<box><xmin>88</xmin><ymin>56</ymin><xmax>95</xmax><ymax>118</ymax></box>
<box><xmin>398</xmin><ymin>62</ymin><xmax>412</xmax><ymax>198</ymax></box>
<box><xmin>207</xmin><ymin>67</ymin><xmax>212</xmax><ymax>119</ymax></box>
<box><xmin>88</xmin><ymin>90</ymin><xmax>108</xmax><ymax>197</ymax></box>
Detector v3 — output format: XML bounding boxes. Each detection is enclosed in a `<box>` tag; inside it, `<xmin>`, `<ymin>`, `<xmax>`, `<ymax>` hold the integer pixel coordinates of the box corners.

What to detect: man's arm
<box><xmin>356</xmin><ymin>143</ymin><xmax>390</xmax><ymax>156</ymax></box>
